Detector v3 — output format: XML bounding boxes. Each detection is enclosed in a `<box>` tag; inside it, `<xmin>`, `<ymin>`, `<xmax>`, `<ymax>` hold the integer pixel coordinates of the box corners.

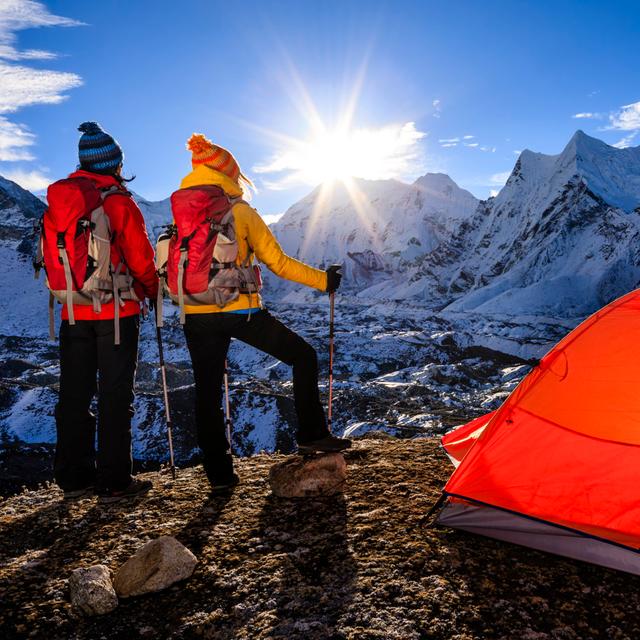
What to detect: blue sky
<box><xmin>1</xmin><ymin>0</ymin><xmax>639</xmax><ymax>219</ymax></box>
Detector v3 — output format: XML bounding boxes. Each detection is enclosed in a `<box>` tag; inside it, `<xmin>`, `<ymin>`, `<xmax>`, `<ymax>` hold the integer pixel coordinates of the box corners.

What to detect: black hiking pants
<box><xmin>54</xmin><ymin>315</ymin><xmax>139</xmax><ymax>492</ymax></box>
<box><xmin>183</xmin><ymin>309</ymin><xmax>329</xmax><ymax>484</ymax></box>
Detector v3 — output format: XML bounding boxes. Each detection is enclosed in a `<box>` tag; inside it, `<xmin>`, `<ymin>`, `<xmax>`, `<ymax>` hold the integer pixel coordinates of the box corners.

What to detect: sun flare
<box><xmin>253</xmin><ymin>121</ymin><xmax>426</xmax><ymax>189</ymax></box>
<box><xmin>244</xmin><ymin>58</ymin><xmax>427</xmax><ymax>257</ymax></box>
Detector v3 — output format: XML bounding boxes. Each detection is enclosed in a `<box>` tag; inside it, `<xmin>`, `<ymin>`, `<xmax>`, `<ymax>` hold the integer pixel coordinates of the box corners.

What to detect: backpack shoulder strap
<box><xmin>101</xmin><ymin>185</ymin><xmax>130</xmax><ymax>200</ymax></box>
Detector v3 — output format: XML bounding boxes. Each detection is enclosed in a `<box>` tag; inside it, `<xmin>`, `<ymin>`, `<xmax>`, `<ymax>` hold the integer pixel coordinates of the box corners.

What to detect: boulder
<box><xmin>113</xmin><ymin>536</ymin><xmax>197</xmax><ymax>598</ymax></box>
<box><xmin>69</xmin><ymin>565</ymin><xmax>118</xmax><ymax>616</ymax></box>
<box><xmin>269</xmin><ymin>453</ymin><xmax>347</xmax><ymax>498</ymax></box>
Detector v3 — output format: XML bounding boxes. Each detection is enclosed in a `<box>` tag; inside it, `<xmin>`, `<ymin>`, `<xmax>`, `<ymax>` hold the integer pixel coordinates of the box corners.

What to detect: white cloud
<box><xmin>432</xmin><ymin>99</ymin><xmax>441</xmax><ymax>118</ymax></box>
<box><xmin>609</xmin><ymin>101</ymin><xmax>640</xmax><ymax>131</ymax></box>
<box><xmin>572</xmin><ymin>112</ymin><xmax>601</xmax><ymax>119</ymax></box>
<box><xmin>253</xmin><ymin>121</ymin><xmax>427</xmax><ymax>189</ymax></box>
<box><xmin>613</xmin><ymin>131</ymin><xmax>639</xmax><ymax>149</ymax></box>
<box><xmin>0</xmin><ymin>1</ymin><xmax>82</xmax><ymax>172</ymax></box>
<box><xmin>0</xmin><ymin>62</ymin><xmax>81</xmax><ymax>114</ymax></box>
<box><xmin>490</xmin><ymin>170</ymin><xmax>511</xmax><ymax>185</ymax></box>
<box><xmin>440</xmin><ymin>134</ymin><xmax>494</xmax><ymax>151</ymax></box>
<box><xmin>490</xmin><ymin>189</ymin><xmax>499</xmax><ymax>197</ymax></box>
<box><xmin>0</xmin><ymin>0</ymin><xmax>82</xmax><ymax>61</ymax></box>
<box><xmin>3</xmin><ymin>167</ymin><xmax>50</xmax><ymax>191</ymax></box>
<box><xmin>513</xmin><ymin>149</ymin><xmax>522</xmax><ymax>155</ymax></box>
<box><xmin>0</xmin><ymin>116</ymin><xmax>35</xmax><ymax>160</ymax></box>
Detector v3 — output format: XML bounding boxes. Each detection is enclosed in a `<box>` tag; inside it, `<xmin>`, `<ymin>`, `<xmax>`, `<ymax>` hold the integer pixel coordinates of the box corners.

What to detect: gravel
<box><xmin>1</xmin><ymin>437</ymin><xmax>639</xmax><ymax>639</ymax></box>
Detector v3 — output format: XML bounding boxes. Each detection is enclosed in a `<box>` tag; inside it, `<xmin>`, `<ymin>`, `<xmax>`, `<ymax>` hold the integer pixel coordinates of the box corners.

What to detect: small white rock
<box><xmin>69</xmin><ymin>565</ymin><xmax>118</xmax><ymax>616</ymax></box>
<box><xmin>113</xmin><ymin>536</ymin><xmax>197</xmax><ymax>598</ymax></box>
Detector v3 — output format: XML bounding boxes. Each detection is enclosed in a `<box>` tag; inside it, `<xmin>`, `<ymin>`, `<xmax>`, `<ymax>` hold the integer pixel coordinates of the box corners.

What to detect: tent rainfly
<box><xmin>437</xmin><ymin>288</ymin><xmax>640</xmax><ymax>575</ymax></box>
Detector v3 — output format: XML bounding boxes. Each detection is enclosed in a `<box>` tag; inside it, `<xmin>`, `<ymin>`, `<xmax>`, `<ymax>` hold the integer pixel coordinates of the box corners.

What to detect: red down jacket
<box><xmin>54</xmin><ymin>170</ymin><xmax>158</xmax><ymax>321</ymax></box>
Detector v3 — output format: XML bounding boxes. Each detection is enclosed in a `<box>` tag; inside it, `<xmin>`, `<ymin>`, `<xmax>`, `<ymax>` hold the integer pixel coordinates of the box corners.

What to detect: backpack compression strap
<box><xmin>177</xmin><ymin>229</ymin><xmax>198</xmax><ymax>325</ymax></box>
<box><xmin>177</xmin><ymin>244</ymin><xmax>188</xmax><ymax>325</ymax></box>
<box><xmin>57</xmin><ymin>231</ymin><xmax>76</xmax><ymax>326</ymax></box>
<box><xmin>48</xmin><ymin>293</ymin><xmax>55</xmax><ymax>341</ymax></box>
<box><xmin>112</xmin><ymin>262</ymin><xmax>122</xmax><ymax>346</ymax></box>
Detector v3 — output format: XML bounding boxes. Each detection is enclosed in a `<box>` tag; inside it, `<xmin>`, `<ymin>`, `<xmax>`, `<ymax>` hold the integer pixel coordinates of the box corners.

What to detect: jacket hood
<box><xmin>180</xmin><ymin>165</ymin><xmax>243</xmax><ymax>198</ymax></box>
<box><xmin>67</xmin><ymin>169</ymin><xmax>123</xmax><ymax>191</ymax></box>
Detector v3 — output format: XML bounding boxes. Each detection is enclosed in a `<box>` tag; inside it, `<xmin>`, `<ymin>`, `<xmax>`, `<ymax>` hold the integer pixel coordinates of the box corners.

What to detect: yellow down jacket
<box><xmin>180</xmin><ymin>164</ymin><xmax>328</xmax><ymax>314</ymax></box>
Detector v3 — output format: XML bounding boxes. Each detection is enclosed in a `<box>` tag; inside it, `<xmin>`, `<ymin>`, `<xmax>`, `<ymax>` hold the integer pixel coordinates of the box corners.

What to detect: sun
<box><xmin>295</xmin><ymin>126</ymin><xmax>385</xmax><ymax>185</ymax></box>
<box><xmin>254</xmin><ymin>120</ymin><xmax>426</xmax><ymax>189</ymax></box>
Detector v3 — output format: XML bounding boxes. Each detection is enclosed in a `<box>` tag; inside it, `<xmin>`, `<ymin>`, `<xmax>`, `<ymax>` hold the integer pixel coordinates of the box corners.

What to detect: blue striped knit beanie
<box><xmin>77</xmin><ymin>121</ymin><xmax>124</xmax><ymax>174</ymax></box>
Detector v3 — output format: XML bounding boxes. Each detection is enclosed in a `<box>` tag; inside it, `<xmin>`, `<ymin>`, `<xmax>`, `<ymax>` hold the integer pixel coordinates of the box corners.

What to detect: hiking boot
<box><xmin>97</xmin><ymin>478</ymin><xmax>153</xmax><ymax>504</ymax></box>
<box><xmin>209</xmin><ymin>473</ymin><xmax>240</xmax><ymax>495</ymax></box>
<box><xmin>63</xmin><ymin>485</ymin><xmax>94</xmax><ymax>501</ymax></box>
<box><xmin>298</xmin><ymin>434</ymin><xmax>352</xmax><ymax>454</ymax></box>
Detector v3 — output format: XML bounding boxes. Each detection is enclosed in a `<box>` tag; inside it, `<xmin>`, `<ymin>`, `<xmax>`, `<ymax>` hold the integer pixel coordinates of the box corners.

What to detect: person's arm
<box><xmin>108</xmin><ymin>195</ymin><xmax>159</xmax><ymax>299</ymax></box>
<box><xmin>241</xmin><ymin>204</ymin><xmax>328</xmax><ymax>291</ymax></box>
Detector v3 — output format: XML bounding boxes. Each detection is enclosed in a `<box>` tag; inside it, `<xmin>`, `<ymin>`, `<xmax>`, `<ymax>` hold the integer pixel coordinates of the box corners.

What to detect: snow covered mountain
<box><xmin>131</xmin><ymin>192</ymin><xmax>172</xmax><ymax>239</ymax></box>
<box><xmin>438</xmin><ymin>131</ymin><xmax>640</xmax><ymax>316</ymax></box>
<box><xmin>270</xmin><ymin>173</ymin><xmax>478</xmax><ymax>295</ymax></box>
<box><xmin>269</xmin><ymin>131</ymin><xmax>640</xmax><ymax>316</ymax></box>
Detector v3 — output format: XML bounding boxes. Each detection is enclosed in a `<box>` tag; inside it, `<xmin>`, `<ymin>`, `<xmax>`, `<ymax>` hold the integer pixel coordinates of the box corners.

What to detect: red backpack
<box><xmin>155</xmin><ymin>185</ymin><xmax>261</xmax><ymax>325</ymax></box>
<box><xmin>34</xmin><ymin>177</ymin><xmax>139</xmax><ymax>343</ymax></box>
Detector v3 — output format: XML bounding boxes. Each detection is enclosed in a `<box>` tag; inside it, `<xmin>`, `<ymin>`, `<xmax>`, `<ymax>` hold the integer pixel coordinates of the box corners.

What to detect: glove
<box><xmin>326</xmin><ymin>264</ymin><xmax>342</xmax><ymax>293</ymax></box>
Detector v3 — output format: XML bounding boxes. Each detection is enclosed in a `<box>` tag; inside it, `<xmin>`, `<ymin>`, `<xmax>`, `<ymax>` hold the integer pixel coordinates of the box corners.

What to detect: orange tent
<box><xmin>438</xmin><ymin>288</ymin><xmax>640</xmax><ymax>574</ymax></box>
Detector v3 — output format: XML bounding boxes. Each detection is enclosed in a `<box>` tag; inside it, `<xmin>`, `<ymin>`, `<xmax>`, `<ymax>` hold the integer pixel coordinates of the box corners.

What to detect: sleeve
<box><xmin>108</xmin><ymin>195</ymin><xmax>159</xmax><ymax>299</ymax></box>
<box><xmin>242</xmin><ymin>204</ymin><xmax>328</xmax><ymax>291</ymax></box>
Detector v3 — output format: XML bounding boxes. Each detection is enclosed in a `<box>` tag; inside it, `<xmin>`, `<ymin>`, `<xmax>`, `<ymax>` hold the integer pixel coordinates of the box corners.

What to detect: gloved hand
<box><xmin>326</xmin><ymin>264</ymin><xmax>342</xmax><ymax>293</ymax></box>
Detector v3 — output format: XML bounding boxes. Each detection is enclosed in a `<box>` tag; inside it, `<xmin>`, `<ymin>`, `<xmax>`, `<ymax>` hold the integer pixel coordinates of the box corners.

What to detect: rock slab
<box><xmin>269</xmin><ymin>453</ymin><xmax>347</xmax><ymax>497</ymax></box>
<box><xmin>113</xmin><ymin>536</ymin><xmax>197</xmax><ymax>598</ymax></box>
<box><xmin>69</xmin><ymin>565</ymin><xmax>118</xmax><ymax>616</ymax></box>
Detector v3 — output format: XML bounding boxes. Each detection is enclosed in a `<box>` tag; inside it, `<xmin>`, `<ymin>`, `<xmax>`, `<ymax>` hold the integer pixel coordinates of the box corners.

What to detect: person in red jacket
<box><xmin>53</xmin><ymin>122</ymin><xmax>158</xmax><ymax>502</ymax></box>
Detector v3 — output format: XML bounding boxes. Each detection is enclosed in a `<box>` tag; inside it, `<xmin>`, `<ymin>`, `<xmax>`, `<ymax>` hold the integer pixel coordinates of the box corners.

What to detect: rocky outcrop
<box><xmin>113</xmin><ymin>536</ymin><xmax>197</xmax><ymax>598</ymax></box>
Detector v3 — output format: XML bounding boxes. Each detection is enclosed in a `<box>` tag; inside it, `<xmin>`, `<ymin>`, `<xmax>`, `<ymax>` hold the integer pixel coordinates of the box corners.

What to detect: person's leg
<box><xmin>95</xmin><ymin>315</ymin><xmax>139</xmax><ymax>492</ymax></box>
<box><xmin>54</xmin><ymin>320</ymin><xmax>98</xmax><ymax>491</ymax></box>
<box><xmin>183</xmin><ymin>314</ymin><xmax>233</xmax><ymax>484</ymax></box>
<box><xmin>230</xmin><ymin>310</ymin><xmax>329</xmax><ymax>443</ymax></box>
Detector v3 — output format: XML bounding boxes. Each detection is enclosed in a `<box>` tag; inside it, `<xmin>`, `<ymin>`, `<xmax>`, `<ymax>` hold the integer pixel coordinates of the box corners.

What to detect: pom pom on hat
<box><xmin>186</xmin><ymin>133</ymin><xmax>215</xmax><ymax>157</ymax></box>
<box><xmin>186</xmin><ymin>132</ymin><xmax>240</xmax><ymax>182</ymax></box>
<box><xmin>78</xmin><ymin>121</ymin><xmax>103</xmax><ymax>135</ymax></box>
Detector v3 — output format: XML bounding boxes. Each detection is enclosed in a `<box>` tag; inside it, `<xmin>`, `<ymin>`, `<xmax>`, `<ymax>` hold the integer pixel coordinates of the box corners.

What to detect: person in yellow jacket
<box><xmin>178</xmin><ymin>133</ymin><xmax>351</xmax><ymax>492</ymax></box>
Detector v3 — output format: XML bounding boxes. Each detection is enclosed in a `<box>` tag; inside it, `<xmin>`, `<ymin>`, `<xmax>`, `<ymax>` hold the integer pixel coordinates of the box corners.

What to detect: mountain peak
<box><xmin>562</xmin><ymin>129</ymin><xmax>611</xmax><ymax>158</ymax></box>
<box><xmin>501</xmin><ymin>132</ymin><xmax>640</xmax><ymax>213</ymax></box>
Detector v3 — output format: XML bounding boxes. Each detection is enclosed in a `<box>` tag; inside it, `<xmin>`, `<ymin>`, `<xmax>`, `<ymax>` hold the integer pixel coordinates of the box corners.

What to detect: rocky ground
<box><xmin>2</xmin><ymin>437</ymin><xmax>639</xmax><ymax>640</ymax></box>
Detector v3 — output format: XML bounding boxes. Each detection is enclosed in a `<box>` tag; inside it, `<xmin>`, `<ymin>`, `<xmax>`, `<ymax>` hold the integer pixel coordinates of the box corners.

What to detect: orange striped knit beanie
<box><xmin>186</xmin><ymin>133</ymin><xmax>241</xmax><ymax>182</ymax></box>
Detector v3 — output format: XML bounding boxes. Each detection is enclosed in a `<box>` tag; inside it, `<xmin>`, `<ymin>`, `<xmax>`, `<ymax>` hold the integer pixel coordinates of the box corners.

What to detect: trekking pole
<box><xmin>328</xmin><ymin>290</ymin><xmax>335</xmax><ymax>432</ymax></box>
<box><xmin>224</xmin><ymin>359</ymin><xmax>233</xmax><ymax>454</ymax></box>
<box><xmin>156</xmin><ymin>325</ymin><xmax>176</xmax><ymax>479</ymax></box>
